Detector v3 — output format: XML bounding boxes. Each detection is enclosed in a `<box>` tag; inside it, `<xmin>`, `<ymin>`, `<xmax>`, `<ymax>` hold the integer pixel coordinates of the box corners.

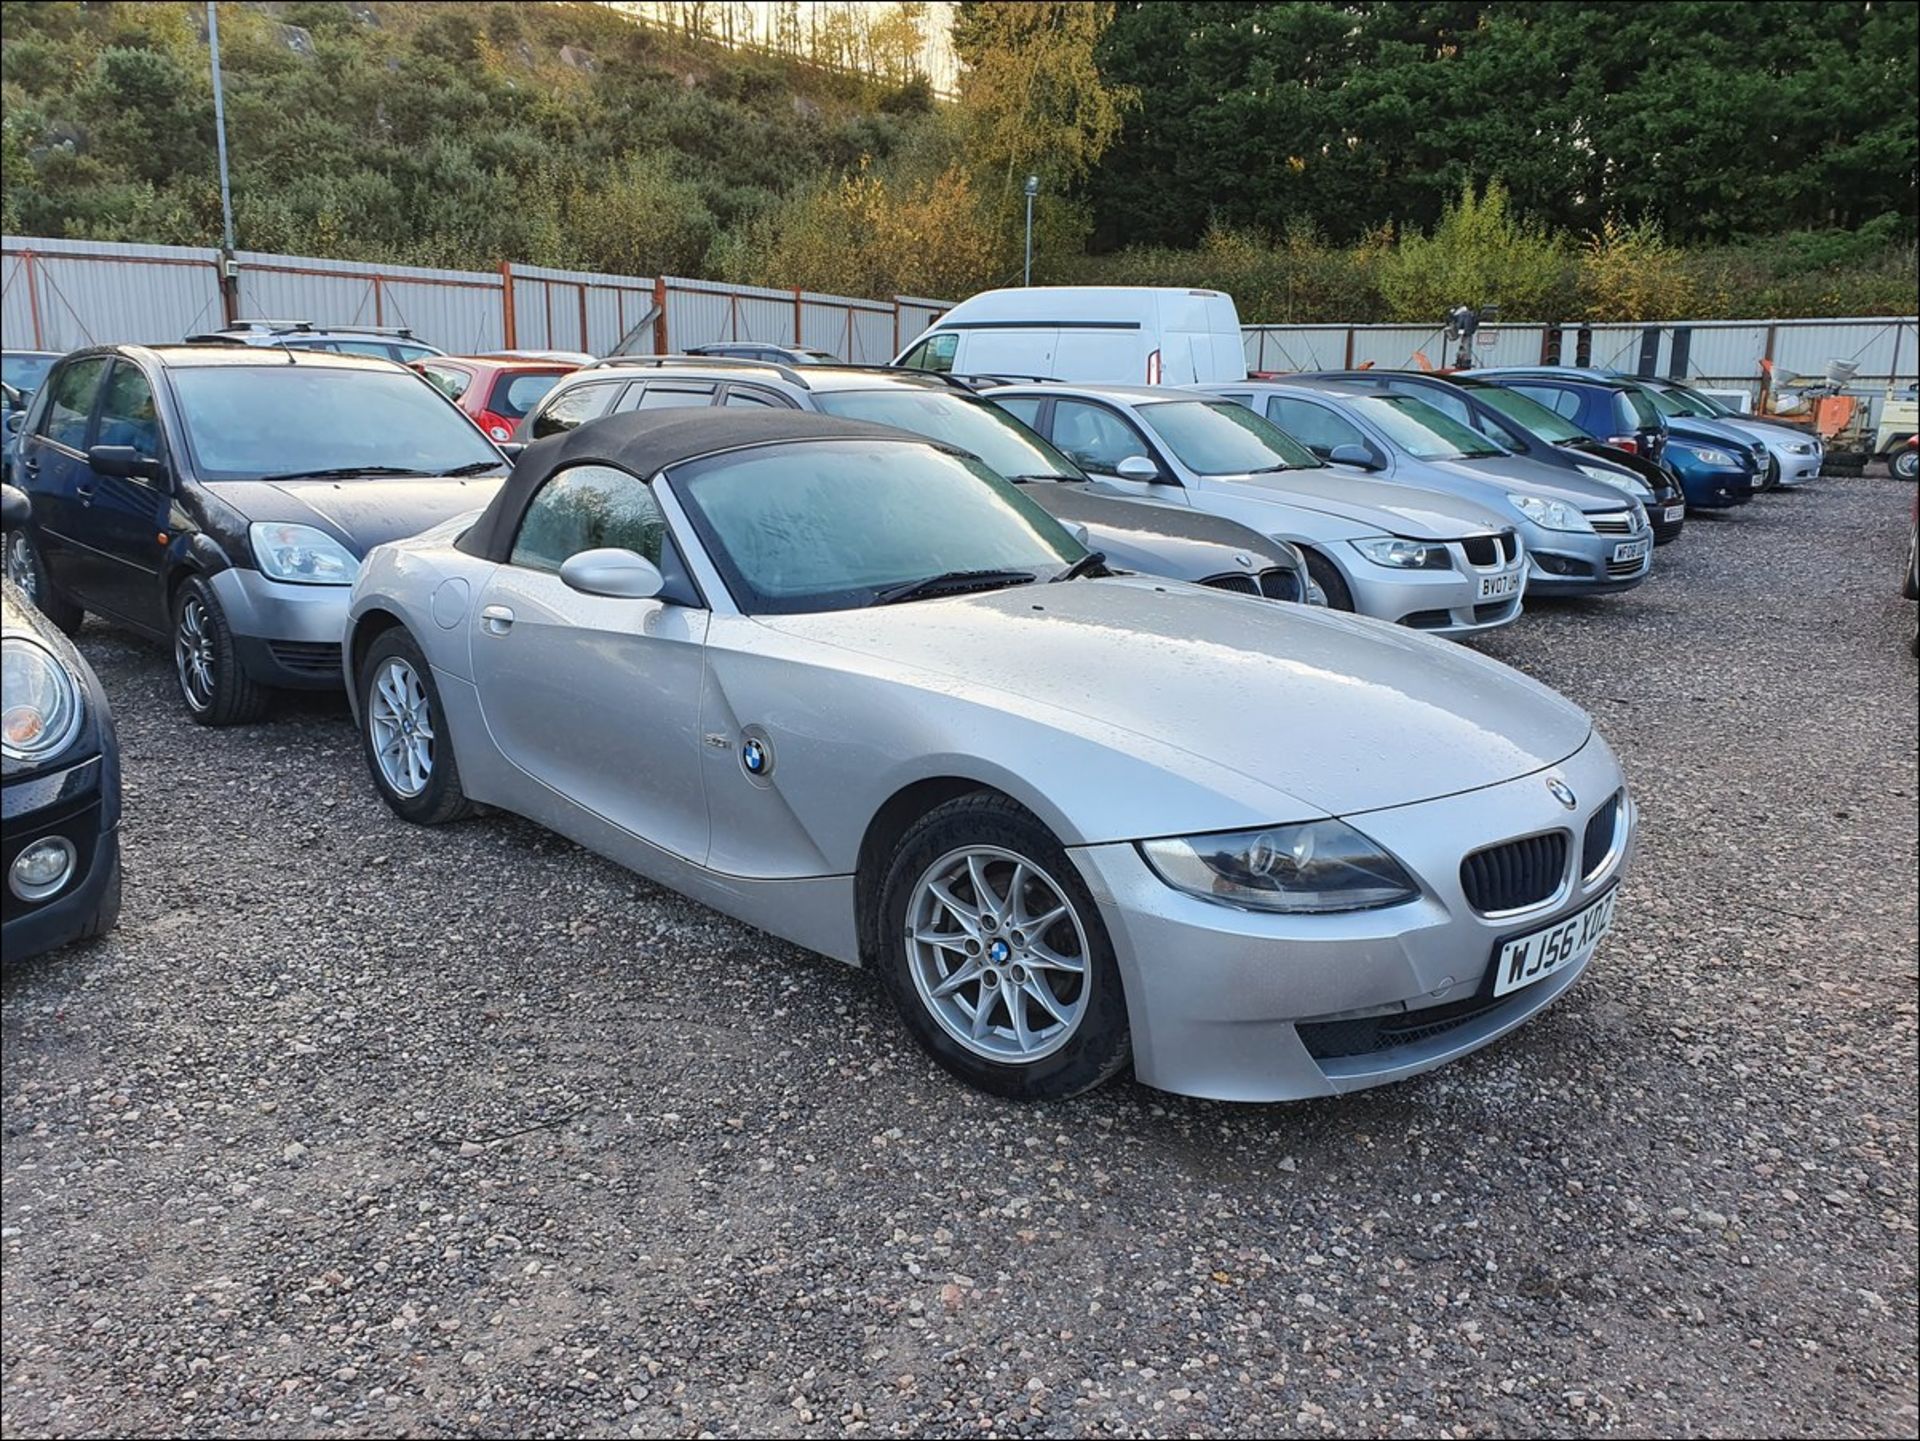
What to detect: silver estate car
<box><xmin>519</xmin><ymin>359</ymin><xmax>1321</xmax><ymax>605</ymax></box>
<box><xmin>346</xmin><ymin>409</ymin><xmax>1634</xmax><ymax>1103</ymax></box>
<box><xmin>1196</xmin><ymin>380</ymin><xmax>1656</xmax><ymax>597</ymax></box>
<box><xmin>986</xmin><ymin>383</ymin><xmax>1528</xmax><ymax>636</ymax></box>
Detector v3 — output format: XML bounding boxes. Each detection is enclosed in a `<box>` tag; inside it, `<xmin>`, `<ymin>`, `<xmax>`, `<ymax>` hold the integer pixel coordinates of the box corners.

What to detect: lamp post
<box><xmin>1023</xmin><ymin>174</ymin><xmax>1039</xmax><ymax>287</ymax></box>
<box><xmin>208</xmin><ymin>2</ymin><xmax>239</xmax><ymax>322</ymax></box>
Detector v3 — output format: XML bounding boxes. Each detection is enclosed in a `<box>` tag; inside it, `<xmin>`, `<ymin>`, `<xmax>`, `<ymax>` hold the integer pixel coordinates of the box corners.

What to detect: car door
<box><xmin>1047</xmin><ymin>398</ymin><xmax>1177</xmax><ymax>502</ymax></box>
<box><xmin>65</xmin><ymin>358</ymin><xmax>174</xmax><ymax>626</ymax></box>
<box><xmin>467</xmin><ymin>460</ymin><xmax>712</xmax><ymax>864</ymax></box>
<box><xmin>17</xmin><ymin>355</ymin><xmax>110</xmax><ymax>603</ymax></box>
<box><xmin>1264</xmin><ymin>395</ymin><xmax>1385</xmax><ymax>470</ymax></box>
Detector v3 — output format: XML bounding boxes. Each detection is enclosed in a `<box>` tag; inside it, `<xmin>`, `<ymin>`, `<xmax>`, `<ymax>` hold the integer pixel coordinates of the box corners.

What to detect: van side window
<box><xmin>901</xmin><ymin>333</ymin><xmax>957</xmax><ymax>373</ymax></box>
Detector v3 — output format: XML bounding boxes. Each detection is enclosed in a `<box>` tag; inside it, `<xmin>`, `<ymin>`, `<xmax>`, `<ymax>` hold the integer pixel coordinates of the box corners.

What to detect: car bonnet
<box><xmin>755</xmin><ymin>576</ymin><xmax>1592</xmax><ymax>818</ymax></box>
<box><xmin>207</xmin><ymin>477</ymin><xmax>508</xmax><ymax>554</ymax></box>
<box><xmin>1203</xmin><ymin>467</ymin><xmax>1511</xmax><ymax>540</ymax></box>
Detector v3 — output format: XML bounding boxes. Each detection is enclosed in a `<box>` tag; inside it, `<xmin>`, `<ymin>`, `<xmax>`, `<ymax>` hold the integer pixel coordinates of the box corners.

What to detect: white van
<box><xmin>893</xmin><ymin>286</ymin><xmax>1248</xmax><ymax>385</ymax></box>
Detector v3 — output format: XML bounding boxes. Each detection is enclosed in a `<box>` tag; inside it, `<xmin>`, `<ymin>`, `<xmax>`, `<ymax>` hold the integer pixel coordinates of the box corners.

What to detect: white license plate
<box><xmin>1612</xmin><ymin>537</ymin><xmax>1652</xmax><ymax>564</ymax></box>
<box><xmin>1478</xmin><ymin>570</ymin><xmax>1521</xmax><ymax>601</ymax></box>
<box><xmin>1492</xmin><ymin>889</ymin><xmax>1618</xmax><ymax>997</ymax></box>
<box><xmin>1663</xmin><ymin>504</ymin><xmax>1685</xmax><ymax>523</ymax></box>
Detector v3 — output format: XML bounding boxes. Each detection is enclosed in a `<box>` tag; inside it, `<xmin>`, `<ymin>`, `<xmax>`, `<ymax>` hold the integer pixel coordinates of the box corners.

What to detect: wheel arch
<box><xmin>344</xmin><ymin>606</ymin><xmax>409</xmax><ymax>723</ymax></box>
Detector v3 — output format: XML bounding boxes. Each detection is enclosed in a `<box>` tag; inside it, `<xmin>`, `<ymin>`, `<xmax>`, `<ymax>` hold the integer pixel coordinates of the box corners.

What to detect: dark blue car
<box><xmin>1464</xmin><ymin>368</ymin><xmax>1762</xmax><ymax>510</ymax></box>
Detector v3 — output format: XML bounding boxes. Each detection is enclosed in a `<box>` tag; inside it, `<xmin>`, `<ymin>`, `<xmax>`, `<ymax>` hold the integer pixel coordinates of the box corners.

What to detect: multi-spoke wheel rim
<box><xmin>368</xmin><ymin>657</ymin><xmax>435</xmax><ymax>798</ymax></box>
<box><xmin>174</xmin><ymin>596</ymin><xmax>216</xmax><ymax>711</ymax></box>
<box><xmin>906</xmin><ymin>844</ymin><xmax>1091</xmax><ymax>1064</ymax></box>
<box><xmin>4</xmin><ymin>532</ymin><xmax>38</xmax><ymax>605</ymax></box>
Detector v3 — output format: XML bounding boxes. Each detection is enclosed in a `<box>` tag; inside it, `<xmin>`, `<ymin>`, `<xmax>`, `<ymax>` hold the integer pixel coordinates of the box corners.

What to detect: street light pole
<box><xmin>1023</xmin><ymin>175</ymin><xmax>1038</xmax><ymax>287</ymax></box>
<box><xmin>207</xmin><ymin>2</ymin><xmax>239</xmax><ymax>321</ymax></box>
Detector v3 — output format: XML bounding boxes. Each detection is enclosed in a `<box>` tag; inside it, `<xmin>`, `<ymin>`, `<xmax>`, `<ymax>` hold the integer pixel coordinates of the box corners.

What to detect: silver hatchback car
<box><xmin>347</xmin><ymin>409</ymin><xmax>1633</xmax><ymax>1102</ymax></box>
<box><xmin>1196</xmin><ymin>380</ymin><xmax>1656</xmax><ymax>597</ymax></box>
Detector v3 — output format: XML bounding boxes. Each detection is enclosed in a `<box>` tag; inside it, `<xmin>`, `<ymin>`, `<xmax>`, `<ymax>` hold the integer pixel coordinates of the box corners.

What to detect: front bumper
<box><xmin>1766</xmin><ymin>442</ymin><xmax>1822</xmax><ymax>488</ymax></box>
<box><xmin>1675</xmin><ymin>464</ymin><xmax>1756</xmax><ymax>509</ymax></box>
<box><xmin>1340</xmin><ymin>537</ymin><xmax>1525</xmax><ymax>637</ymax></box>
<box><xmin>1522</xmin><ymin>517</ymin><xmax>1653</xmax><ymax>596</ymax></box>
<box><xmin>1069</xmin><ymin>733</ymin><xmax>1632</xmax><ymax>1102</ymax></box>
<box><xmin>208</xmin><ymin>567</ymin><xmax>350</xmax><ymax>690</ymax></box>
<box><xmin>2</xmin><ymin>755</ymin><xmax>121</xmax><ymax>962</ymax></box>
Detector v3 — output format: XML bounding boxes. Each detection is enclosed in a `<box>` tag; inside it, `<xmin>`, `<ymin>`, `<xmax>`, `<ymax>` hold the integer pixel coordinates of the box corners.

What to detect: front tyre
<box><xmin>1891</xmin><ymin>445</ymin><xmax>1919</xmax><ymax>483</ymax></box>
<box><xmin>877</xmin><ymin>793</ymin><xmax>1130</xmax><ymax>1100</ymax></box>
<box><xmin>357</xmin><ymin>627</ymin><xmax>475</xmax><ymax>825</ymax></box>
<box><xmin>1300</xmin><ymin>549</ymin><xmax>1356</xmax><ymax>612</ymax></box>
<box><xmin>173</xmin><ymin>576</ymin><xmax>270</xmax><ymax>726</ymax></box>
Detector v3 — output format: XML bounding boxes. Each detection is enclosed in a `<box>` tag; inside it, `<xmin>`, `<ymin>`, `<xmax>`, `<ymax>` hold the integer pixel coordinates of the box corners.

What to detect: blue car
<box><xmin>1465</xmin><ymin>368</ymin><xmax>1763</xmax><ymax>510</ymax></box>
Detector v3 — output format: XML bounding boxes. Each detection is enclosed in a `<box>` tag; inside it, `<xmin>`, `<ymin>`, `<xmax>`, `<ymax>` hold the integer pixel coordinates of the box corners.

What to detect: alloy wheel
<box><xmin>174</xmin><ymin>595</ymin><xmax>216</xmax><ymax>712</ymax></box>
<box><xmin>4</xmin><ymin>532</ymin><xmax>39</xmax><ymax>605</ymax></box>
<box><xmin>905</xmin><ymin>845</ymin><xmax>1091</xmax><ymax>1064</ymax></box>
<box><xmin>369</xmin><ymin>657</ymin><xmax>435</xmax><ymax>798</ymax></box>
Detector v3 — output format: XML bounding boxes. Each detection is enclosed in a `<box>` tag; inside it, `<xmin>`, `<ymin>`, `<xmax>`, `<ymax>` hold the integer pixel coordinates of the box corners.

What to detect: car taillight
<box><xmin>475</xmin><ymin>410</ymin><xmax>516</xmax><ymax>443</ymax></box>
<box><xmin>1146</xmin><ymin>349</ymin><xmax>1162</xmax><ymax>385</ymax></box>
<box><xmin>1607</xmin><ymin>435</ymin><xmax>1639</xmax><ymax>454</ymax></box>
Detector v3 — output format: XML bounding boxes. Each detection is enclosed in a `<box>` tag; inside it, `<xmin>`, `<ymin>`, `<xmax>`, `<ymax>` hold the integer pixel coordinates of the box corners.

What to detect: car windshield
<box><xmin>670</xmin><ymin>439</ymin><xmax>1083</xmax><ymax>614</ymax></box>
<box><xmin>813</xmin><ymin>389</ymin><xmax>1087</xmax><ymax>481</ymax></box>
<box><xmin>1665</xmin><ymin>383</ymin><xmax>1734</xmax><ymax>417</ymax></box>
<box><xmin>1139</xmin><ymin>400</ymin><xmax>1321</xmax><ymax>474</ymax></box>
<box><xmin>170</xmin><ymin>364</ymin><xmax>506</xmax><ymax>481</ymax></box>
<box><xmin>1468</xmin><ymin>384</ymin><xmax>1592</xmax><ymax>444</ymax></box>
<box><xmin>1643</xmin><ymin>385</ymin><xmax>1713</xmax><ymax>419</ymax></box>
<box><xmin>1356</xmin><ymin>394</ymin><xmax>1511</xmax><ymax>459</ymax></box>
<box><xmin>2</xmin><ymin>353</ymin><xmax>57</xmax><ymax>396</ymax></box>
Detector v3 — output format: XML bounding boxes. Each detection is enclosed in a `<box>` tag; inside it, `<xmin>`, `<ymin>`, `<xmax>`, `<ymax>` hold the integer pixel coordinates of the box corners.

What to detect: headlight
<box><xmin>1350</xmin><ymin>537</ymin><xmax>1450</xmax><ymax>570</ymax></box>
<box><xmin>1</xmin><ymin>637</ymin><xmax>84</xmax><ymax>762</ymax></box>
<box><xmin>1576</xmin><ymin>463</ymin><xmax>1653</xmax><ymax>501</ymax></box>
<box><xmin>1507</xmin><ymin>494</ymin><xmax>1595</xmax><ymax>533</ymax></box>
<box><xmin>1140</xmin><ymin>819</ymin><xmax>1419</xmax><ymax>914</ymax></box>
<box><xmin>1673</xmin><ymin>445</ymin><xmax>1737</xmax><ymax>468</ymax></box>
<box><xmin>250</xmin><ymin>522</ymin><xmax>360</xmax><ymax>586</ymax></box>
<box><xmin>1786</xmin><ymin>441</ymin><xmax>1815</xmax><ymax>455</ymax></box>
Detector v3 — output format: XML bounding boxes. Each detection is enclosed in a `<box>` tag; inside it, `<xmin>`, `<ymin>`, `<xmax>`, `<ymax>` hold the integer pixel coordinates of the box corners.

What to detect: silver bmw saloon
<box><xmin>345</xmin><ymin>409</ymin><xmax>1633</xmax><ymax>1102</ymax></box>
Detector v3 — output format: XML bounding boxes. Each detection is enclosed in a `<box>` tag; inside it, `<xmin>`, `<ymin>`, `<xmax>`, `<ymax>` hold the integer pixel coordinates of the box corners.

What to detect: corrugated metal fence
<box><xmin>1</xmin><ymin>235</ymin><xmax>949</xmax><ymax>361</ymax></box>
<box><xmin>1242</xmin><ymin>317</ymin><xmax>1920</xmax><ymax>399</ymax></box>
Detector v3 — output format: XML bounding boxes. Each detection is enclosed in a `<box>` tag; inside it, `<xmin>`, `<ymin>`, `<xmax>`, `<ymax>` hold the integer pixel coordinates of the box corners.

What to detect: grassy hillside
<box><xmin>0</xmin><ymin>0</ymin><xmax>939</xmax><ymax>274</ymax></box>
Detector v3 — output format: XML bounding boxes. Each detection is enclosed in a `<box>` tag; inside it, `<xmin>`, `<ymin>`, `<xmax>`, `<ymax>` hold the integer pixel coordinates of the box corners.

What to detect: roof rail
<box><xmin>583</xmin><ymin>354</ymin><xmax>813</xmax><ymax>389</ymax></box>
<box><xmin>220</xmin><ymin>318</ymin><xmax>314</xmax><ymax>333</ymax></box>
<box><xmin>951</xmin><ymin>372</ymin><xmax>1064</xmax><ymax>386</ymax></box>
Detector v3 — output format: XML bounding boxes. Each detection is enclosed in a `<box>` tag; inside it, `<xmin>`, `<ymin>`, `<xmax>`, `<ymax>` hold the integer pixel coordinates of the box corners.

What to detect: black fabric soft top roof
<box><xmin>457</xmin><ymin>407</ymin><xmax>925</xmax><ymax>563</ymax></box>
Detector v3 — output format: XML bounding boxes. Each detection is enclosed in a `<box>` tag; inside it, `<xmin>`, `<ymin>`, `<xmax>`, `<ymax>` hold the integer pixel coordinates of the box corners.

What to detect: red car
<box><xmin>412</xmin><ymin>357</ymin><xmax>577</xmax><ymax>444</ymax></box>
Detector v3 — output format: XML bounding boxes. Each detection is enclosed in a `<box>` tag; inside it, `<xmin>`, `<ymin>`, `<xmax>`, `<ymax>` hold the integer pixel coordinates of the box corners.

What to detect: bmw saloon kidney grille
<box><xmin>1460</xmin><ymin>831</ymin><xmax>1569</xmax><ymax>914</ymax></box>
<box><xmin>1200</xmin><ymin>573</ymin><xmax>1260</xmax><ymax>596</ymax></box>
<box><xmin>1460</xmin><ymin>531</ymin><xmax>1519</xmax><ymax>567</ymax></box>
<box><xmin>1257</xmin><ymin>568</ymin><xmax>1303</xmax><ymax>602</ymax></box>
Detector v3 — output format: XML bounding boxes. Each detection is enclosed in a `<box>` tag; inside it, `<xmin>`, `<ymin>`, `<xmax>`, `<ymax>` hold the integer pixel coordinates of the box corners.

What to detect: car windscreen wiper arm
<box><xmin>257</xmin><ymin>465</ymin><xmax>420</xmax><ymax>482</ymax></box>
<box><xmin>1051</xmin><ymin>550</ymin><xmax>1108</xmax><ymax>582</ymax></box>
<box><xmin>443</xmin><ymin>459</ymin><xmax>509</xmax><ymax>476</ymax></box>
<box><xmin>1008</xmin><ymin>474</ymin><xmax>1086</xmax><ymax>484</ymax></box>
<box><xmin>869</xmin><ymin>569</ymin><xmax>1038</xmax><ymax>607</ymax></box>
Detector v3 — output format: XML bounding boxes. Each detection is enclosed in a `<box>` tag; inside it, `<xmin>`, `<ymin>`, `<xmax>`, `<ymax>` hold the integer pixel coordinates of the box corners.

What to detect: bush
<box><xmin>1580</xmin><ymin>216</ymin><xmax>1695</xmax><ymax>320</ymax></box>
<box><xmin>1377</xmin><ymin>180</ymin><xmax>1573</xmax><ymax>323</ymax></box>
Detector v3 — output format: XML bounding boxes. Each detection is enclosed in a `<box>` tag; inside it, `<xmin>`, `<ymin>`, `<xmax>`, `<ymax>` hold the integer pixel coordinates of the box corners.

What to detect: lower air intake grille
<box><xmin>1299</xmin><ymin>992</ymin><xmax>1519</xmax><ymax>1060</ymax></box>
<box><xmin>266</xmin><ymin>640</ymin><xmax>343</xmax><ymax>678</ymax></box>
<box><xmin>1606</xmin><ymin>554</ymin><xmax>1646</xmax><ymax>578</ymax></box>
<box><xmin>1460</xmin><ymin>832</ymin><xmax>1568</xmax><ymax>914</ymax></box>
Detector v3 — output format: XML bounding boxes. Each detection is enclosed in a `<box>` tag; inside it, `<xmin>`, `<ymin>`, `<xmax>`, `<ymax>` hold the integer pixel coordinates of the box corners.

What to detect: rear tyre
<box><xmin>1891</xmin><ymin>446</ymin><xmax>1919</xmax><ymax>483</ymax></box>
<box><xmin>4</xmin><ymin>530</ymin><xmax>84</xmax><ymax>635</ymax></box>
<box><xmin>1301</xmin><ymin>549</ymin><xmax>1356</xmax><ymax>612</ymax></box>
<box><xmin>358</xmin><ymin>627</ymin><xmax>475</xmax><ymax>826</ymax></box>
<box><xmin>173</xmin><ymin>576</ymin><xmax>270</xmax><ymax>726</ymax></box>
<box><xmin>875</xmin><ymin>792</ymin><xmax>1130</xmax><ymax>1100</ymax></box>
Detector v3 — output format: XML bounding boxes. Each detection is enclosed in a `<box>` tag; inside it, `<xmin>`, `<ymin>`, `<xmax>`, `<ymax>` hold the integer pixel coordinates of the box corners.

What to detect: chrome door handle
<box><xmin>481</xmin><ymin>604</ymin><xmax>514</xmax><ymax>635</ymax></box>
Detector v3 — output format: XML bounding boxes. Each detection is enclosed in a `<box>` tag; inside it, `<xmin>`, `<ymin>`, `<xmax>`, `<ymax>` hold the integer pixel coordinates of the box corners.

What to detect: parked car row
<box><xmin>0</xmin><ymin>288</ymin><xmax>1877</xmax><ymax>1105</ymax></box>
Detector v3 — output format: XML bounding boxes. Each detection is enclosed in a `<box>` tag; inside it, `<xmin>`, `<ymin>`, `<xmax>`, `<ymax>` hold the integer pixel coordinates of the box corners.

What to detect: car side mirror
<box><xmin>498</xmin><ymin>442</ymin><xmax>526</xmax><ymax>462</ymax></box>
<box><xmin>4</xmin><ymin>412</ymin><xmax>22</xmax><ymax>435</ymax></box>
<box><xmin>1</xmin><ymin>483</ymin><xmax>29</xmax><ymax>530</ymax></box>
<box><xmin>1328</xmin><ymin>443</ymin><xmax>1381</xmax><ymax>471</ymax></box>
<box><xmin>87</xmin><ymin>444</ymin><xmax>166</xmax><ymax>482</ymax></box>
<box><xmin>1115</xmin><ymin>455</ymin><xmax>1163</xmax><ymax>483</ymax></box>
<box><xmin>559</xmin><ymin>547</ymin><xmax>664</xmax><ymax>600</ymax></box>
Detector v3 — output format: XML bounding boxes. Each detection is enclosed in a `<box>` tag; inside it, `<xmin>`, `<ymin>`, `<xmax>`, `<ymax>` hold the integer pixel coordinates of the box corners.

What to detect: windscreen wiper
<box><xmin>258</xmin><ymin>465</ymin><xmax>420</xmax><ymax>482</ymax></box>
<box><xmin>1051</xmin><ymin>550</ymin><xmax>1108</xmax><ymax>582</ymax></box>
<box><xmin>869</xmin><ymin>569</ymin><xmax>1037</xmax><ymax>607</ymax></box>
<box><xmin>444</xmin><ymin>459</ymin><xmax>508</xmax><ymax>476</ymax></box>
<box><xmin>1008</xmin><ymin>474</ymin><xmax>1085</xmax><ymax>484</ymax></box>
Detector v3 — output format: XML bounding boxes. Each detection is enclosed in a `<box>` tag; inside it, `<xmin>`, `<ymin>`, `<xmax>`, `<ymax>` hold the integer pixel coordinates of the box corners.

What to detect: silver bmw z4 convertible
<box><xmin>345</xmin><ymin>410</ymin><xmax>1634</xmax><ymax>1103</ymax></box>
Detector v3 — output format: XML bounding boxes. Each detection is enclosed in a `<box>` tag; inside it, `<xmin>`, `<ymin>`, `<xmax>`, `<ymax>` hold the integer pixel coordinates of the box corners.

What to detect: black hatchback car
<box><xmin>3</xmin><ymin>346</ymin><xmax>511</xmax><ymax>725</ymax></box>
<box><xmin>1299</xmin><ymin>370</ymin><xmax>1688</xmax><ymax>544</ymax></box>
<box><xmin>2</xmin><ymin>484</ymin><xmax>122</xmax><ymax>961</ymax></box>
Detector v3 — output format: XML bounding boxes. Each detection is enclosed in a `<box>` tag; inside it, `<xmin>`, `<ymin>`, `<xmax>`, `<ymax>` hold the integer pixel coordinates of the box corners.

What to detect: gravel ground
<box><xmin>3</xmin><ymin>474</ymin><xmax>1916</xmax><ymax>1440</ymax></box>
